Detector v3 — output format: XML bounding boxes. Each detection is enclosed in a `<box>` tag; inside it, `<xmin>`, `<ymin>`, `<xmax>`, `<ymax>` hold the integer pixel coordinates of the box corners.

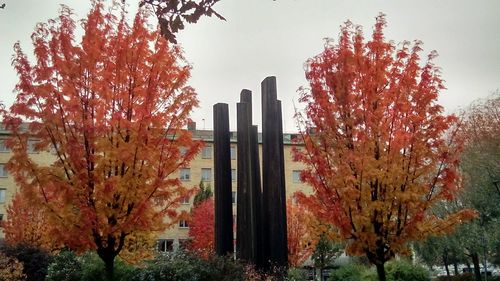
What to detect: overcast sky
<box><xmin>1</xmin><ymin>0</ymin><xmax>499</xmax><ymax>132</ymax></box>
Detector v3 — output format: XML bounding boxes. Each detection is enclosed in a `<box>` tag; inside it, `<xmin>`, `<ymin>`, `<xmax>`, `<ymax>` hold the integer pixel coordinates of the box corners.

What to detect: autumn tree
<box><xmin>294</xmin><ymin>14</ymin><xmax>475</xmax><ymax>281</ymax></box>
<box><xmin>2</xmin><ymin>2</ymin><xmax>201</xmax><ymax>279</ymax></box>
<box><xmin>188</xmin><ymin>198</ymin><xmax>215</xmax><ymax>258</ymax></box>
<box><xmin>3</xmin><ymin>193</ymin><xmax>62</xmax><ymax>252</ymax></box>
<box><xmin>287</xmin><ymin>197</ymin><xmax>317</xmax><ymax>267</ymax></box>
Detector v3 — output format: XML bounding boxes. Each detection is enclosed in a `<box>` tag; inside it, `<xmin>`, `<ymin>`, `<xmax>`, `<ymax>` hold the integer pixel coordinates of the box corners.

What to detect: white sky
<box><xmin>1</xmin><ymin>0</ymin><xmax>499</xmax><ymax>132</ymax></box>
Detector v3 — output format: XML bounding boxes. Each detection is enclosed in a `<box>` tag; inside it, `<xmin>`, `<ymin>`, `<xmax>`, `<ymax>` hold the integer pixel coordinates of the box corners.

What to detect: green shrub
<box><xmin>0</xmin><ymin>244</ymin><xmax>52</xmax><ymax>281</ymax></box>
<box><xmin>134</xmin><ymin>251</ymin><xmax>245</xmax><ymax>281</ymax></box>
<box><xmin>79</xmin><ymin>252</ymin><xmax>136</xmax><ymax>281</ymax></box>
<box><xmin>328</xmin><ymin>259</ymin><xmax>430</xmax><ymax>281</ymax></box>
<box><xmin>328</xmin><ymin>263</ymin><xmax>376</xmax><ymax>281</ymax></box>
<box><xmin>434</xmin><ymin>273</ymin><xmax>474</xmax><ymax>281</ymax></box>
<box><xmin>385</xmin><ymin>259</ymin><xmax>431</xmax><ymax>281</ymax></box>
<box><xmin>46</xmin><ymin>250</ymin><xmax>137</xmax><ymax>281</ymax></box>
<box><xmin>287</xmin><ymin>267</ymin><xmax>309</xmax><ymax>281</ymax></box>
<box><xmin>45</xmin><ymin>250</ymin><xmax>82</xmax><ymax>281</ymax></box>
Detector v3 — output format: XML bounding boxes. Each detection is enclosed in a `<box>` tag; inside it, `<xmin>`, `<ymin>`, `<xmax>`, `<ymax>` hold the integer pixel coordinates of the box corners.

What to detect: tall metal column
<box><xmin>261</xmin><ymin>76</ymin><xmax>288</xmax><ymax>268</ymax></box>
<box><xmin>213</xmin><ymin>103</ymin><xmax>233</xmax><ymax>256</ymax></box>
<box><xmin>236</xmin><ymin>90</ymin><xmax>260</xmax><ymax>263</ymax></box>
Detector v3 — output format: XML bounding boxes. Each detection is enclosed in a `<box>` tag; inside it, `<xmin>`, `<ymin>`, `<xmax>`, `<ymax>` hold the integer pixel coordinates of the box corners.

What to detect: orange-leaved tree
<box><xmin>287</xmin><ymin>197</ymin><xmax>317</xmax><ymax>267</ymax></box>
<box><xmin>3</xmin><ymin>192</ymin><xmax>62</xmax><ymax>252</ymax></box>
<box><xmin>294</xmin><ymin>14</ymin><xmax>475</xmax><ymax>281</ymax></box>
<box><xmin>2</xmin><ymin>2</ymin><xmax>201</xmax><ymax>279</ymax></box>
<box><xmin>188</xmin><ymin>197</ymin><xmax>215</xmax><ymax>259</ymax></box>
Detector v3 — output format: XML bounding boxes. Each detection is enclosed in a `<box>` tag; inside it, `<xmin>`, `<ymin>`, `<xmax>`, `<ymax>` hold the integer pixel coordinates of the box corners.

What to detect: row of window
<box><xmin>0</xmin><ymin>140</ymin><xmax>235</xmax><ymax>160</ymax></box>
<box><xmin>157</xmin><ymin>238</ymin><xmax>191</xmax><ymax>252</ymax></box>
<box><xmin>0</xmin><ymin>139</ymin><xmax>39</xmax><ymax>153</ymax></box>
<box><xmin>179</xmin><ymin>168</ymin><xmax>237</xmax><ymax>182</ymax></box>
<box><xmin>181</xmin><ymin>191</ymin><xmax>238</xmax><ymax>205</ymax></box>
<box><xmin>179</xmin><ymin>168</ymin><xmax>302</xmax><ymax>183</ymax></box>
<box><xmin>181</xmin><ymin>145</ymin><xmax>237</xmax><ymax>160</ymax></box>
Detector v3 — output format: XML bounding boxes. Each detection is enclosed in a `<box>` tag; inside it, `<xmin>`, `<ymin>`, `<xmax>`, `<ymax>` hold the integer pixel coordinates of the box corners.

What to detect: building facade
<box><xmin>0</xmin><ymin>125</ymin><xmax>310</xmax><ymax>251</ymax></box>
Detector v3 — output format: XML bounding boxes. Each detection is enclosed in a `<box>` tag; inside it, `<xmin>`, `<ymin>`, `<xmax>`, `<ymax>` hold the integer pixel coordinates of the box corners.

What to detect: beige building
<box><xmin>0</xmin><ymin>125</ymin><xmax>309</xmax><ymax>250</ymax></box>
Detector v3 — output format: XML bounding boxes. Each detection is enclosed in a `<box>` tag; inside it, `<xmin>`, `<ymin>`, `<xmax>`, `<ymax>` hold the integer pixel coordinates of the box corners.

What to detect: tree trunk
<box><xmin>454</xmin><ymin>261</ymin><xmax>459</xmax><ymax>275</ymax></box>
<box><xmin>317</xmin><ymin>267</ymin><xmax>323</xmax><ymax>281</ymax></box>
<box><xmin>104</xmin><ymin>257</ymin><xmax>115</xmax><ymax>281</ymax></box>
<box><xmin>97</xmin><ymin>248</ymin><xmax>116</xmax><ymax>281</ymax></box>
<box><xmin>471</xmin><ymin>252</ymin><xmax>482</xmax><ymax>281</ymax></box>
<box><xmin>443</xmin><ymin>254</ymin><xmax>450</xmax><ymax>276</ymax></box>
<box><xmin>376</xmin><ymin>263</ymin><xmax>386</xmax><ymax>281</ymax></box>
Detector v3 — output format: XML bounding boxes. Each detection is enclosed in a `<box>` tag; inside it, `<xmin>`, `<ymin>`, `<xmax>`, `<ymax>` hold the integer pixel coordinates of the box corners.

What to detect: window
<box><xmin>201</xmin><ymin>168</ymin><xmax>212</xmax><ymax>181</ymax></box>
<box><xmin>232</xmin><ymin>191</ymin><xmax>236</xmax><ymax>204</ymax></box>
<box><xmin>0</xmin><ymin>139</ymin><xmax>9</xmax><ymax>152</ymax></box>
<box><xmin>179</xmin><ymin>168</ymin><xmax>191</xmax><ymax>181</ymax></box>
<box><xmin>0</xmin><ymin>164</ymin><xmax>7</xmax><ymax>177</ymax></box>
<box><xmin>181</xmin><ymin>196</ymin><xmax>190</xmax><ymax>204</ymax></box>
<box><xmin>27</xmin><ymin>139</ymin><xmax>39</xmax><ymax>154</ymax></box>
<box><xmin>0</xmin><ymin>188</ymin><xmax>6</xmax><ymax>204</ymax></box>
<box><xmin>230</xmin><ymin>146</ymin><xmax>236</xmax><ymax>160</ymax></box>
<box><xmin>179</xmin><ymin>220</ymin><xmax>189</xmax><ymax>228</ymax></box>
<box><xmin>292</xmin><ymin>170</ymin><xmax>302</xmax><ymax>183</ymax></box>
<box><xmin>231</xmin><ymin>169</ymin><xmax>237</xmax><ymax>182</ymax></box>
<box><xmin>202</xmin><ymin>145</ymin><xmax>212</xmax><ymax>159</ymax></box>
<box><xmin>157</xmin><ymin>239</ymin><xmax>174</xmax><ymax>252</ymax></box>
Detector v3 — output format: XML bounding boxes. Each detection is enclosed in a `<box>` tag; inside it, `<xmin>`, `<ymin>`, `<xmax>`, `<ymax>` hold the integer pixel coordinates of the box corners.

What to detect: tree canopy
<box><xmin>294</xmin><ymin>14</ymin><xmax>475</xmax><ymax>281</ymax></box>
<box><xmin>2</xmin><ymin>1</ymin><xmax>201</xmax><ymax>279</ymax></box>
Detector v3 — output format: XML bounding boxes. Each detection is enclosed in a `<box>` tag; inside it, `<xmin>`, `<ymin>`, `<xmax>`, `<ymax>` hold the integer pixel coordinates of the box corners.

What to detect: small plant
<box><xmin>286</xmin><ymin>267</ymin><xmax>309</xmax><ymax>281</ymax></box>
<box><xmin>0</xmin><ymin>244</ymin><xmax>52</xmax><ymax>281</ymax></box>
<box><xmin>328</xmin><ymin>263</ymin><xmax>371</xmax><ymax>281</ymax></box>
<box><xmin>45</xmin><ymin>251</ymin><xmax>82</xmax><ymax>281</ymax></box>
<box><xmin>0</xmin><ymin>252</ymin><xmax>27</xmax><ymax>281</ymax></box>
<box><xmin>134</xmin><ymin>251</ymin><xmax>245</xmax><ymax>281</ymax></box>
<box><xmin>385</xmin><ymin>259</ymin><xmax>430</xmax><ymax>281</ymax></box>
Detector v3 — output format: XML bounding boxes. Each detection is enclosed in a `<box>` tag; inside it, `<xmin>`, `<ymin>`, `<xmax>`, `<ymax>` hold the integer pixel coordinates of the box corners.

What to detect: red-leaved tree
<box><xmin>3</xmin><ymin>193</ymin><xmax>62</xmax><ymax>252</ymax></box>
<box><xmin>2</xmin><ymin>2</ymin><xmax>201</xmax><ymax>279</ymax></box>
<box><xmin>294</xmin><ymin>14</ymin><xmax>475</xmax><ymax>281</ymax></box>
<box><xmin>287</xmin><ymin>197</ymin><xmax>317</xmax><ymax>267</ymax></box>
<box><xmin>188</xmin><ymin>198</ymin><xmax>215</xmax><ymax>259</ymax></box>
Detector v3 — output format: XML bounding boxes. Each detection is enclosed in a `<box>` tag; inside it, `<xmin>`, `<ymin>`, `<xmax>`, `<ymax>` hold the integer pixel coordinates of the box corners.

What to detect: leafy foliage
<box><xmin>3</xmin><ymin>1</ymin><xmax>201</xmax><ymax>278</ymax></box>
<box><xmin>434</xmin><ymin>273</ymin><xmax>475</xmax><ymax>281</ymax></box>
<box><xmin>188</xmin><ymin>198</ymin><xmax>215</xmax><ymax>258</ymax></box>
<box><xmin>311</xmin><ymin>234</ymin><xmax>343</xmax><ymax>270</ymax></box>
<box><xmin>193</xmin><ymin>180</ymin><xmax>213</xmax><ymax>206</ymax></box>
<box><xmin>414</xmin><ymin>233</ymin><xmax>465</xmax><ymax>273</ymax></box>
<box><xmin>140</xmin><ymin>0</ymin><xmax>225</xmax><ymax>44</ymax></box>
<box><xmin>0</xmin><ymin>244</ymin><xmax>52</xmax><ymax>281</ymax></box>
<box><xmin>46</xmin><ymin>251</ymin><xmax>136</xmax><ymax>281</ymax></box>
<box><xmin>328</xmin><ymin>263</ymin><xmax>375</xmax><ymax>281</ymax></box>
<box><xmin>287</xmin><ymin>197</ymin><xmax>317</xmax><ymax>267</ymax></box>
<box><xmin>459</xmin><ymin>91</ymin><xmax>500</xmax><ymax>264</ymax></box>
<box><xmin>384</xmin><ymin>259</ymin><xmax>430</xmax><ymax>281</ymax></box>
<box><xmin>294</xmin><ymin>14</ymin><xmax>475</xmax><ymax>280</ymax></box>
<box><xmin>3</xmin><ymin>193</ymin><xmax>62</xmax><ymax>252</ymax></box>
<box><xmin>0</xmin><ymin>252</ymin><xmax>26</xmax><ymax>281</ymax></box>
<box><xmin>286</xmin><ymin>267</ymin><xmax>309</xmax><ymax>281</ymax></box>
<box><xmin>133</xmin><ymin>251</ymin><xmax>245</xmax><ymax>281</ymax></box>
<box><xmin>45</xmin><ymin>251</ymin><xmax>82</xmax><ymax>281</ymax></box>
